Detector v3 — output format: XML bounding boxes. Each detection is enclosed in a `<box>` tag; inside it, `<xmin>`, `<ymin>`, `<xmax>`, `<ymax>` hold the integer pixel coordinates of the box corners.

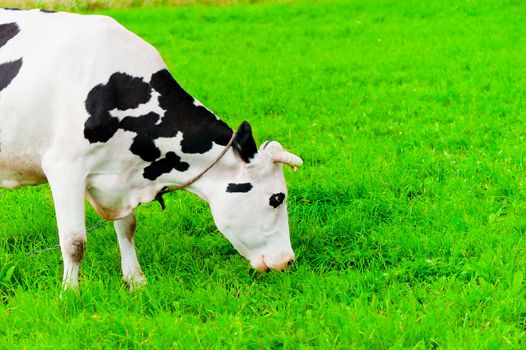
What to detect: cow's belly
<box><xmin>0</xmin><ymin>153</ymin><xmax>46</xmax><ymax>188</ymax></box>
<box><xmin>0</xmin><ymin>117</ymin><xmax>51</xmax><ymax>188</ymax></box>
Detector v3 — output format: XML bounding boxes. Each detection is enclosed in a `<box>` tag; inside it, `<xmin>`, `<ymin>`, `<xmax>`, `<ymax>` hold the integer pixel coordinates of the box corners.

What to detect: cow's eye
<box><xmin>269</xmin><ymin>193</ymin><xmax>285</xmax><ymax>208</ymax></box>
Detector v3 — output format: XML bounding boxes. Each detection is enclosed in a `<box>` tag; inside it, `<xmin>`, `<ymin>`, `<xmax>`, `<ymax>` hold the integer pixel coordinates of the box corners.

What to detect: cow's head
<box><xmin>205</xmin><ymin>122</ymin><xmax>303</xmax><ymax>272</ymax></box>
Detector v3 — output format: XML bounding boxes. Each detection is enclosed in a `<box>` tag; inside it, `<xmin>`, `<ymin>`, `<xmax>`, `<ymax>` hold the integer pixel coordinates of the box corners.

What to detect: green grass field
<box><xmin>1</xmin><ymin>0</ymin><xmax>526</xmax><ymax>348</ymax></box>
<box><xmin>1</xmin><ymin>0</ymin><xmax>287</xmax><ymax>11</ymax></box>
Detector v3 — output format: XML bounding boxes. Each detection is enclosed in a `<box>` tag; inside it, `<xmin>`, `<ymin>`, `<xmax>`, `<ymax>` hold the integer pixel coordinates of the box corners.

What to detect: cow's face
<box><xmin>206</xmin><ymin>122</ymin><xmax>302</xmax><ymax>271</ymax></box>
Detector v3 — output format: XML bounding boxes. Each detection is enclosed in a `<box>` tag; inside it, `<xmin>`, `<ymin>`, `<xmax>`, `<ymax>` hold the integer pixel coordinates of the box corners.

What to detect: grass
<box><xmin>0</xmin><ymin>0</ymin><xmax>292</xmax><ymax>11</ymax></box>
<box><xmin>1</xmin><ymin>0</ymin><xmax>526</xmax><ymax>348</ymax></box>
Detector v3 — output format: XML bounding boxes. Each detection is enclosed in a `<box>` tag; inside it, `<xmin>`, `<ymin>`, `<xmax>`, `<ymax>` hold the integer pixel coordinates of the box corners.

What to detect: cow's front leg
<box><xmin>114</xmin><ymin>213</ymin><xmax>146</xmax><ymax>290</ymax></box>
<box><xmin>43</xmin><ymin>161</ymin><xmax>87</xmax><ymax>290</ymax></box>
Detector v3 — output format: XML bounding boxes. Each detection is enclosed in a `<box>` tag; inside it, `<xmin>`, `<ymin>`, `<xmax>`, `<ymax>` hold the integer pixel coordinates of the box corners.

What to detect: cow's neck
<box><xmin>151</xmin><ymin>69</ymin><xmax>234</xmax><ymax>154</ymax></box>
<box><xmin>144</xmin><ymin>69</ymin><xmax>237</xmax><ymax>192</ymax></box>
<box><xmin>180</xmin><ymin>147</ymin><xmax>242</xmax><ymax>204</ymax></box>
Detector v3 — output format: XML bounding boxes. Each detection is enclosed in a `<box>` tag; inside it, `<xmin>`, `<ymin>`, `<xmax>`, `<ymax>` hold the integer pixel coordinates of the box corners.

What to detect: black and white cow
<box><xmin>0</xmin><ymin>9</ymin><xmax>302</xmax><ymax>289</ymax></box>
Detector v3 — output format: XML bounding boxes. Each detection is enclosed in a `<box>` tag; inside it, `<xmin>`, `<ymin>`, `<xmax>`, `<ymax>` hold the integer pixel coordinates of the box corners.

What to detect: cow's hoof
<box><xmin>128</xmin><ymin>279</ymin><xmax>147</xmax><ymax>292</ymax></box>
<box><xmin>59</xmin><ymin>286</ymin><xmax>81</xmax><ymax>300</ymax></box>
<box><xmin>125</xmin><ymin>274</ymin><xmax>147</xmax><ymax>292</ymax></box>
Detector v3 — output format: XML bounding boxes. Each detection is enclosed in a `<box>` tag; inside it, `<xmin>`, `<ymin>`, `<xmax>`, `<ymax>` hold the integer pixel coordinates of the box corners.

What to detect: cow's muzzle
<box><xmin>250</xmin><ymin>252</ymin><xmax>295</xmax><ymax>272</ymax></box>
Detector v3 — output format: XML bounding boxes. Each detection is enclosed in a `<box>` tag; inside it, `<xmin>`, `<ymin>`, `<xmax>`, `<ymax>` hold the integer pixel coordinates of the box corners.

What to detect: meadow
<box><xmin>1</xmin><ymin>0</ymin><xmax>526</xmax><ymax>348</ymax></box>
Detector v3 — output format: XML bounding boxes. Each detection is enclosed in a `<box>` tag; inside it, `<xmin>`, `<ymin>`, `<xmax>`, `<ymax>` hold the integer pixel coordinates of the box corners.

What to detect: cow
<box><xmin>0</xmin><ymin>8</ymin><xmax>302</xmax><ymax>290</ymax></box>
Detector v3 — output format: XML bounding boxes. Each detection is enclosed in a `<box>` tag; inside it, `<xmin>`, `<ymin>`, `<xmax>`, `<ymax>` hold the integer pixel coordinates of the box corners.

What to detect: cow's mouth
<box><xmin>250</xmin><ymin>253</ymin><xmax>295</xmax><ymax>272</ymax></box>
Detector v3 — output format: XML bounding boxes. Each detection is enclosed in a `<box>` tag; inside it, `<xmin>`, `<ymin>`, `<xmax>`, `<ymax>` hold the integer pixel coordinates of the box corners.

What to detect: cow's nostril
<box><xmin>286</xmin><ymin>259</ymin><xmax>293</xmax><ymax>268</ymax></box>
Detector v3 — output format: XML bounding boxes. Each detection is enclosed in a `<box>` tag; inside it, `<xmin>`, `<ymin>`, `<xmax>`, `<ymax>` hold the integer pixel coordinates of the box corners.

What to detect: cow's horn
<box><xmin>263</xmin><ymin>141</ymin><xmax>303</xmax><ymax>170</ymax></box>
<box><xmin>271</xmin><ymin>151</ymin><xmax>303</xmax><ymax>170</ymax></box>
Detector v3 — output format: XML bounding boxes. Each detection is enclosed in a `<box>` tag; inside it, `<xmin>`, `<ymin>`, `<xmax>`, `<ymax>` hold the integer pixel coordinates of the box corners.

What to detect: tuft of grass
<box><xmin>1</xmin><ymin>0</ymin><xmax>526</xmax><ymax>348</ymax></box>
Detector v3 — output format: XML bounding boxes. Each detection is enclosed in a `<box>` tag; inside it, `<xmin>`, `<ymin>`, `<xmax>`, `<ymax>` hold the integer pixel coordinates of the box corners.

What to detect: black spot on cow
<box><xmin>40</xmin><ymin>9</ymin><xmax>57</xmax><ymax>13</ymax></box>
<box><xmin>143</xmin><ymin>152</ymin><xmax>190</xmax><ymax>180</ymax></box>
<box><xmin>226</xmin><ymin>183</ymin><xmax>253</xmax><ymax>193</ymax></box>
<box><xmin>120</xmin><ymin>112</ymin><xmax>162</xmax><ymax>161</ymax></box>
<box><xmin>0</xmin><ymin>22</ymin><xmax>20</xmax><ymax>48</ymax></box>
<box><xmin>0</xmin><ymin>58</ymin><xmax>22</xmax><ymax>92</ymax></box>
<box><xmin>269</xmin><ymin>193</ymin><xmax>285</xmax><ymax>208</ymax></box>
<box><xmin>84</xmin><ymin>72</ymin><xmax>152</xmax><ymax>143</ymax></box>
<box><xmin>84</xmin><ymin>69</ymin><xmax>236</xmax><ymax>181</ymax></box>
<box><xmin>1</xmin><ymin>8</ymin><xmax>21</xmax><ymax>11</ymax></box>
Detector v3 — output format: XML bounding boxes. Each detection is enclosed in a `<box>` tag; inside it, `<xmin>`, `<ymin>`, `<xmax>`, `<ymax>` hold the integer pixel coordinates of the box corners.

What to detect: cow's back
<box><xmin>0</xmin><ymin>9</ymin><xmax>166</xmax><ymax>188</ymax></box>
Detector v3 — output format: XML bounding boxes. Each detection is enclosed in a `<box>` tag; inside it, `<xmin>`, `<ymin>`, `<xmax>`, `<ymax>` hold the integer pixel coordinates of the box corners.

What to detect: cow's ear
<box><xmin>233</xmin><ymin>121</ymin><xmax>257</xmax><ymax>163</ymax></box>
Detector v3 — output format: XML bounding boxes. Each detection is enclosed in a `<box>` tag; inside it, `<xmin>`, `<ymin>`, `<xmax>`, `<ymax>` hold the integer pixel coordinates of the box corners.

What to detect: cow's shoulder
<box><xmin>77</xmin><ymin>13</ymin><xmax>164</xmax><ymax>67</ymax></box>
<box><xmin>79</xmin><ymin>13</ymin><xmax>124</xmax><ymax>33</ymax></box>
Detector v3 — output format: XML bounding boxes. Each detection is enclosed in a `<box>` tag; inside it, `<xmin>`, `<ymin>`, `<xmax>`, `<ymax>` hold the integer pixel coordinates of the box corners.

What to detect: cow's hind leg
<box><xmin>114</xmin><ymin>213</ymin><xmax>146</xmax><ymax>290</ymax></box>
<box><xmin>42</xmin><ymin>160</ymin><xmax>87</xmax><ymax>290</ymax></box>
